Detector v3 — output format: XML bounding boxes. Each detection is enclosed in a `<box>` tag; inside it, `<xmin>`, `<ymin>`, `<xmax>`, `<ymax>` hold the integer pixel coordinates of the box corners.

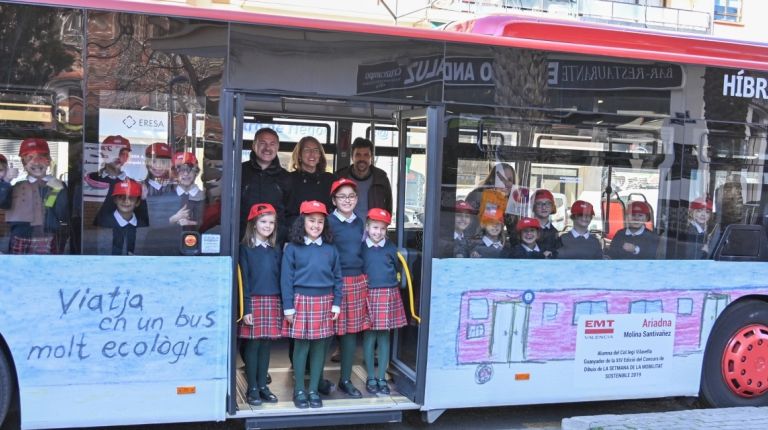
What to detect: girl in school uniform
<box><xmin>281</xmin><ymin>200</ymin><xmax>342</xmax><ymax>409</ymax></box>
<box><xmin>361</xmin><ymin>208</ymin><xmax>407</xmax><ymax>395</ymax></box>
<box><xmin>327</xmin><ymin>178</ymin><xmax>370</xmax><ymax>398</ymax></box>
<box><xmin>239</xmin><ymin>203</ymin><xmax>282</xmax><ymax>406</ymax></box>
<box><xmin>508</xmin><ymin>217</ymin><xmax>553</xmax><ymax>259</ymax></box>
<box><xmin>469</xmin><ymin>218</ymin><xmax>508</xmax><ymax>258</ymax></box>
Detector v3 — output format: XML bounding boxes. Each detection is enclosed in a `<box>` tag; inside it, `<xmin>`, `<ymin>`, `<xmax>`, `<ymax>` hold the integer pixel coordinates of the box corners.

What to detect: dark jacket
<box><xmin>285</xmin><ymin>170</ymin><xmax>335</xmax><ymax>227</ymax></box>
<box><xmin>558</xmin><ymin>231</ymin><xmax>604</xmax><ymax>260</ymax></box>
<box><xmin>335</xmin><ymin>165</ymin><xmax>392</xmax><ymax>213</ymax></box>
<box><xmin>508</xmin><ymin>244</ymin><xmax>547</xmax><ymax>259</ymax></box>
<box><xmin>607</xmin><ymin>228</ymin><xmax>659</xmax><ymax>260</ymax></box>
<box><xmin>241</xmin><ymin>154</ymin><xmax>291</xmax><ymax>242</ymax></box>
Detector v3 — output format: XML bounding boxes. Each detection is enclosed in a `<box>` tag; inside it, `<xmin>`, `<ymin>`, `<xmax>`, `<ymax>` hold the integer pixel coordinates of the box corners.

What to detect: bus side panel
<box><xmin>0</xmin><ymin>255</ymin><xmax>231</xmax><ymax>429</ymax></box>
<box><xmin>424</xmin><ymin>259</ymin><xmax>767</xmax><ymax>410</ymax></box>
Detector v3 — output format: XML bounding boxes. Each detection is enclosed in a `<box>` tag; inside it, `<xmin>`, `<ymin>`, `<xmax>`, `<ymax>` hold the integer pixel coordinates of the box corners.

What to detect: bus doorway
<box><xmin>227</xmin><ymin>92</ymin><xmax>435</xmax><ymax>425</ymax></box>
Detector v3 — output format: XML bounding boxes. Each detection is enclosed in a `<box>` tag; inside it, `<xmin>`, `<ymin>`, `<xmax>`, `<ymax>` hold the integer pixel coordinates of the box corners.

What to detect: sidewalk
<box><xmin>562</xmin><ymin>406</ymin><xmax>768</xmax><ymax>430</ymax></box>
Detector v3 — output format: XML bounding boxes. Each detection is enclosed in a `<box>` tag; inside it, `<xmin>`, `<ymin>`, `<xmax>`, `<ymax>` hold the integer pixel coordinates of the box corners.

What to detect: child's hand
<box><xmin>622</xmin><ymin>243</ymin><xmax>636</xmax><ymax>253</ymax></box>
<box><xmin>284</xmin><ymin>314</ymin><xmax>295</xmax><ymax>325</ymax></box>
<box><xmin>243</xmin><ymin>313</ymin><xmax>254</xmax><ymax>325</ymax></box>
<box><xmin>543</xmin><ymin>250</ymin><xmax>552</xmax><ymax>258</ymax></box>
<box><xmin>169</xmin><ymin>205</ymin><xmax>192</xmax><ymax>224</ymax></box>
<box><xmin>470</xmin><ymin>251</ymin><xmax>481</xmax><ymax>258</ymax></box>
<box><xmin>331</xmin><ymin>310</ymin><xmax>340</xmax><ymax>320</ymax></box>
<box><xmin>47</xmin><ymin>178</ymin><xmax>64</xmax><ymax>190</ymax></box>
<box><xmin>3</xmin><ymin>165</ymin><xmax>19</xmax><ymax>182</ymax></box>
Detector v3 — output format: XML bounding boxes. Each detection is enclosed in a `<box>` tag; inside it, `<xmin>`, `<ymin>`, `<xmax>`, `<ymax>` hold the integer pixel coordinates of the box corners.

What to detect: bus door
<box><xmin>391</xmin><ymin>107</ymin><xmax>442</xmax><ymax>402</ymax></box>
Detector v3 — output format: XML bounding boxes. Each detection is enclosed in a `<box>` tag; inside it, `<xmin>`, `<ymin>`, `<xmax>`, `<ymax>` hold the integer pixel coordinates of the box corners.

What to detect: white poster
<box><xmin>575</xmin><ymin>313</ymin><xmax>675</xmax><ymax>389</ymax></box>
<box><xmin>98</xmin><ymin>108</ymin><xmax>168</xmax><ymax>145</ymax></box>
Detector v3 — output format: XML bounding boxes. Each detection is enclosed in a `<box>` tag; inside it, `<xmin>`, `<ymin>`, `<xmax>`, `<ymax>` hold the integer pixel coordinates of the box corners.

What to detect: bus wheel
<box><xmin>0</xmin><ymin>351</ymin><xmax>12</xmax><ymax>426</ymax></box>
<box><xmin>700</xmin><ymin>299</ymin><xmax>768</xmax><ymax>407</ymax></box>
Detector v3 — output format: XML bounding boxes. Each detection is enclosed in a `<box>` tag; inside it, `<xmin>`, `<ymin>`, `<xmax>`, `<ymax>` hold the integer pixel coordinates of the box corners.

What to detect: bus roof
<box><xmin>14</xmin><ymin>0</ymin><xmax>768</xmax><ymax>71</ymax></box>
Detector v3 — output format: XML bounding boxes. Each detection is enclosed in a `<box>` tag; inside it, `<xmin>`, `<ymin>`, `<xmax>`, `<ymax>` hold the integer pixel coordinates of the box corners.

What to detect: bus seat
<box><xmin>601</xmin><ymin>198</ymin><xmax>625</xmax><ymax>240</ymax></box>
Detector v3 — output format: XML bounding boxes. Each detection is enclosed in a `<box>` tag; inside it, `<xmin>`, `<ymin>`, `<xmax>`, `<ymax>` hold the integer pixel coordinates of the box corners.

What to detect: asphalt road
<box><xmin>2</xmin><ymin>396</ymin><xmax>699</xmax><ymax>430</ymax></box>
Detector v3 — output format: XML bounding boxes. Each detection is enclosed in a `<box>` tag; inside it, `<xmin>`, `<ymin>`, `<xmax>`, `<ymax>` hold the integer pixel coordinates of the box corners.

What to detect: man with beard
<box><xmin>334</xmin><ymin>137</ymin><xmax>392</xmax><ymax>219</ymax></box>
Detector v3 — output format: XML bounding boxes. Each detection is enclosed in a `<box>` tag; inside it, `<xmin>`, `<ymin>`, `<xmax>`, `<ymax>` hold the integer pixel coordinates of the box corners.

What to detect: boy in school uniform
<box><xmin>531</xmin><ymin>189</ymin><xmax>561</xmax><ymax>255</ymax></box>
<box><xmin>558</xmin><ymin>200</ymin><xmax>603</xmax><ymax>260</ymax></box>
<box><xmin>680</xmin><ymin>197</ymin><xmax>716</xmax><ymax>259</ymax></box>
<box><xmin>607</xmin><ymin>201</ymin><xmax>659</xmax><ymax>260</ymax></box>
<box><xmin>508</xmin><ymin>217</ymin><xmax>552</xmax><ymax>259</ymax></box>
<box><xmin>107</xmin><ymin>179</ymin><xmax>144</xmax><ymax>255</ymax></box>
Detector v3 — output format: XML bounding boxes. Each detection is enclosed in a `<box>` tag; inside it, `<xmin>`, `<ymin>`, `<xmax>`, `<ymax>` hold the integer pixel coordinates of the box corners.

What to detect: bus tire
<box><xmin>700</xmin><ymin>299</ymin><xmax>768</xmax><ymax>407</ymax></box>
<box><xmin>0</xmin><ymin>350</ymin><xmax>12</xmax><ymax>426</ymax></box>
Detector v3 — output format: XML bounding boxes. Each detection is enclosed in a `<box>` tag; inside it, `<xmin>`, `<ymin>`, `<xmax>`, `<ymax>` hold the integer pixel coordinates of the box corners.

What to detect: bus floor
<box><xmin>233</xmin><ymin>338</ymin><xmax>417</xmax><ymax>417</ymax></box>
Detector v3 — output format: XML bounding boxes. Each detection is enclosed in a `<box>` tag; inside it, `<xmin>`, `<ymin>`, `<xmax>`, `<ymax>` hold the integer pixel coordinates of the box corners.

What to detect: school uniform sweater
<box><xmin>508</xmin><ymin>243</ymin><xmax>547</xmax><ymax>259</ymax></box>
<box><xmin>90</xmin><ymin>172</ymin><xmax>149</xmax><ymax>227</ymax></box>
<box><xmin>327</xmin><ymin>212</ymin><xmax>365</xmax><ymax>275</ymax></box>
<box><xmin>470</xmin><ymin>236</ymin><xmax>508</xmax><ymax>259</ymax></box>
<box><xmin>281</xmin><ymin>241</ymin><xmax>343</xmax><ymax>311</ymax></box>
<box><xmin>679</xmin><ymin>223</ymin><xmax>709</xmax><ymax>260</ymax></box>
<box><xmin>361</xmin><ymin>239</ymin><xmax>401</xmax><ymax>288</ymax></box>
<box><xmin>539</xmin><ymin>222</ymin><xmax>561</xmax><ymax>254</ymax></box>
<box><xmin>0</xmin><ymin>180</ymin><xmax>11</xmax><ymax>209</ymax></box>
<box><xmin>607</xmin><ymin>228</ymin><xmax>659</xmax><ymax>260</ymax></box>
<box><xmin>558</xmin><ymin>230</ymin><xmax>604</xmax><ymax>260</ymax></box>
<box><xmin>239</xmin><ymin>243</ymin><xmax>281</xmax><ymax>314</ymax></box>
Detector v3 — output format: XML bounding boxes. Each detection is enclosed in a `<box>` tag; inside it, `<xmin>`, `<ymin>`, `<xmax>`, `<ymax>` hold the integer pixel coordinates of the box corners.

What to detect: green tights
<box><xmin>293</xmin><ymin>338</ymin><xmax>329</xmax><ymax>393</ymax></box>
<box><xmin>363</xmin><ymin>330</ymin><xmax>390</xmax><ymax>380</ymax></box>
<box><xmin>243</xmin><ymin>339</ymin><xmax>271</xmax><ymax>389</ymax></box>
<box><xmin>339</xmin><ymin>333</ymin><xmax>358</xmax><ymax>381</ymax></box>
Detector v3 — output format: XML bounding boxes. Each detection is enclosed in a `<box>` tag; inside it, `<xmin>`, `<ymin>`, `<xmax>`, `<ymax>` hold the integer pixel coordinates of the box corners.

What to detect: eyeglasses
<box><xmin>335</xmin><ymin>193</ymin><xmax>357</xmax><ymax>202</ymax></box>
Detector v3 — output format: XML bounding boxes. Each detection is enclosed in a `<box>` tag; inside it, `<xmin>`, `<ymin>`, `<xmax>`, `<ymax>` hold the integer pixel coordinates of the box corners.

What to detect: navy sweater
<box><xmin>239</xmin><ymin>243</ymin><xmax>281</xmax><ymax>313</ymax></box>
<box><xmin>328</xmin><ymin>214</ymin><xmax>365</xmax><ymax>275</ymax></box>
<box><xmin>558</xmin><ymin>232</ymin><xmax>604</xmax><ymax>260</ymax></box>
<box><xmin>607</xmin><ymin>228</ymin><xmax>659</xmax><ymax>260</ymax></box>
<box><xmin>361</xmin><ymin>240</ymin><xmax>401</xmax><ymax>288</ymax></box>
<box><xmin>281</xmin><ymin>242</ymin><xmax>343</xmax><ymax>310</ymax></box>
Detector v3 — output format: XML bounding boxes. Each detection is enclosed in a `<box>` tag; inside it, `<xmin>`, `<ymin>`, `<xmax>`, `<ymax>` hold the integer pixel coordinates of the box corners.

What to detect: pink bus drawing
<box><xmin>456</xmin><ymin>288</ymin><xmax>748</xmax><ymax>364</ymax></box>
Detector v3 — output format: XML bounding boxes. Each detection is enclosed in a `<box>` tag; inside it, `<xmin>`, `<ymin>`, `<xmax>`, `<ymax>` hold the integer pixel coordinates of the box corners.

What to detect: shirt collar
<box><xmin>27</xmin><ymin>175</ymin><xmax>52</xmax><ymax>184</ymax></box>
<box><xmin>101</xmin><ymin>170</ymin><xmax>127</xmax><ymax>180</ymax></box>
<box><xmin>366</xmin><ymin>237</ymin><xmax>386</xmax><ymax>247</ymax></box>
<box><xmin>304</xmin><ymin>236</ymin><xmax>323</xmax><ymax>246</ymax></box>
<box><xmin>625</xmin><ymin>225</ymin><xmax>646</xmax><ymax>236</ymax></box>
<box><xmin>482</xmin><ymin>236</ymin><xmax>503</xmax><ymax>249</ymax></box>
<box><xmin>113</xmin><ymin>210</ymin><xmax>137</xmax><ymax>227</ymax></box>
<box><xmin>691</xmin><ymin>222</ymin><xmax>705</xmax><ymax>234</ymax></box>
<box><xmin>522</xmin><ymin>243</ymin><xmax>540</xmax><ymax>252</ymax></box>
<box><xmin>454</xmin><ymin>231</ymin><xmax>464</xmax><ymax>240</ymax></box>
<box><xmin>540</xmin><ymin>220</ymin><xmax>552</xmax><ymax>229</ymax></box>
<box><xmin>333</xmin><ymin>209</ymin><xmax>357</xmax><ymax>223</ymax></box>
<box><xmin>254</xmin><ymin>238</ymin><xmax>271</xmax><ymax>248</ymax></box>
<box><xmin>570</xmin><ymin>229</ymin><xmax>590</xmax><ymax>239</ymax></box>
<box><xmin>176</xmin><ymin>184</ymin><xmax>200</xmax><ymax>197</ymax></box>
<box><xmin>147</xmin><ymin>178</ymin><xmax>162</xmax><ymax>190</ymax></box>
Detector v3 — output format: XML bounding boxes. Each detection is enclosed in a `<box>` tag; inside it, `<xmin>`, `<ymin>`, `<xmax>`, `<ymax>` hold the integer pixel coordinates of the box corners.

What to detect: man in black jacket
<box><xmin>334</xmin><ymin>137</ymin><xmax>392</xmax><ymax>219</ymax></box>
<box><xmin>240</xmin><ymin>128</ymin><xmax>292</xmax><ymax>243</ymax></box>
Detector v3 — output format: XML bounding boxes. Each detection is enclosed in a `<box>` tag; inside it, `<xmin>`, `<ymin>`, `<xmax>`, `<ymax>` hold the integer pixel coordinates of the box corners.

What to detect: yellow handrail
<box><xmin>236</xmin><ymin>264</ymin><xmax>244</xmax><ymax>323</ymax></box>
<box><xmin>397</xmin><ymin>252</ymin><xmax>421</xmax><ymax>324</ymax></box>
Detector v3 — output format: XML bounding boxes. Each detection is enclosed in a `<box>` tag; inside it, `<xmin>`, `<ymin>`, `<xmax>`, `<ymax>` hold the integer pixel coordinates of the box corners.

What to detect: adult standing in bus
<box><xmin>335</xmin><ymin>137</ymin><xmax>392</xmax><ymax>219</ymax></box>
<box><xmin>285</xmin><ymin>136</ymin><xmax>335</xmax><ymax>227</ymax></box>
<box><xmin>241</xmin><ymin>128</ymin><xmax>292</xmax><ymax>244</ymax></box>
<box><xmin>466</xmin><ymin>163</ymin><xmax>519</xmax><ymax>241</ymax></box>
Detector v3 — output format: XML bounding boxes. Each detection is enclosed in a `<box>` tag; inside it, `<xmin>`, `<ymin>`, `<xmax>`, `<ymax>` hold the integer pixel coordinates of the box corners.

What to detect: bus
<box><xmin>1</xmin><ymin>0</ymin><xmax>768</xmax><ymax>428</ymax></box>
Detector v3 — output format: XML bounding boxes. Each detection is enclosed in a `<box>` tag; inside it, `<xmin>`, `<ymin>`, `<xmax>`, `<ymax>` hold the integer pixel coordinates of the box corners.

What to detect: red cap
<box><xmin>533</xmin><ymin>189</ymin><xmax>556</xmax><ymax>206</ymax></box>
<box><xmin>247</xmin><ymin>203</ymin><xmax>276</xmax><ymax>221</ymax></box>
<box><xmin>367</xmin><ymin>208</ymin><xmax>392</xmax><ymax>225</ymax></box>
<box><xmin>0</xmin><ymin>154</ymin><xmax>6</xmax><ymax>164</ymax></box>
<box><xmin>111</xmin><ymin>179</ymin><xmax>142</xmax><ymax>198</ymax></box>
<box><xmin>455</xmin><ymin>200</ymin><xmax>474</xmax><ymax>214</ymax></box>
<box><xmin>19</xmin><ymin>138</ymin><xmax>50</xmax><ymax>157</ymax></box>
<box><xmin>330</xmin><ymin>177</ymin><xmax>357</xmax><ymax>196</ymax></box>
<box><xmin>145</xmin><ymin>142</ymin><xmax>172</xmax><ymax>159</ymax></box>
<box><xmin>102</xmin><ymin>135</ymin><xmax>131</xmax><ymax>151</ymax></box>
<box><xmin>516</xmin><ymin>217</ymin><xmax>541</xmax><ymax>232</ymax></box>
<box><xmin>172</xmin><ymin>152</ymin><xmax>198</xmax><ymax>167</ymax></box>
<box><xmin>571</xmin><ymin>200</ymin><xmax>595</xmax><ymax>217</ymax></box>
<box><xmin>627</xmin><ymin>201</ymin><xmax>652</xmax><ymax>218</ymax></box>
<box><xmin>300</xmin><ymin>200</ymin><xmax>328</xmax><ymax>215</ymax></box>
<box><xmin>690</xmin><ymin>197</ymin><xmax>713</xmax><ymax>211</ymax></box>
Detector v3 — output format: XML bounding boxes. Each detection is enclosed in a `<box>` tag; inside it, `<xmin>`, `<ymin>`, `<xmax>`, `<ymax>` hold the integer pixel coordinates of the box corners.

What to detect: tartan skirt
<box><xmin>238</xmin><ymin>295</ymin><xmax>283</xmax><ymax>340</ymax></box>
<box><xmin>367</xmin><ymin>287</ymin><xmax>407</xmax><ymax>330</ymax></box>
<box><xmin>282</xmin><ymin>293</ymin><xmax>335</xmax><ymax>340</ymax></box>
<box><xmin>335</xmin><ymin>274</ymin><xmax>371</xmax><ymax>335</ymax></box>
<box><xmin>10</xmin><ymin>235</ymin><xmax>58</xmax><ymax>255</ymax></box>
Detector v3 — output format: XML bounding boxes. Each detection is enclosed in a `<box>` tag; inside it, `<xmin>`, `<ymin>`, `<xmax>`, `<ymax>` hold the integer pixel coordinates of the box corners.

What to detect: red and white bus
<box><xmin>2</xmin><ymin>0</ymin><xmax>768</xmax><ymax>428</ymax></box>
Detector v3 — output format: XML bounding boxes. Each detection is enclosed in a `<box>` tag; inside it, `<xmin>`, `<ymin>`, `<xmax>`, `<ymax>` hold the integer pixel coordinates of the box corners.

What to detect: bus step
<box><xmin>244</xmin><ymin>410</ymin><xmax>403</xmax><ymax>429</ymax></box>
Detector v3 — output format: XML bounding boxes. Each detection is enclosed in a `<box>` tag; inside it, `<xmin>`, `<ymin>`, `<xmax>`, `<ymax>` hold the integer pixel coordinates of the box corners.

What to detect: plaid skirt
<box><xmin>335</xmin><ymin>274</ymin><xmax>371</xmax><ymax>335</ymax></box>
<box><xmin>367</xmin><ymin>287</ymin><xmax>407</xmax><ymax>330</ymax></box>
<box><xmin>282</xmin><ymin>293</ymin><xmax>335</xmax><ymax>340</ymax></box>
<box><xmin>238</xmin><ymin>295</ymin><xmax>283</xmax><ymax>339</ymax></box>
<box><xmin>10</xmin><ymin>235</ymin><xmax>58</xmax><ymax>255</ymax></box>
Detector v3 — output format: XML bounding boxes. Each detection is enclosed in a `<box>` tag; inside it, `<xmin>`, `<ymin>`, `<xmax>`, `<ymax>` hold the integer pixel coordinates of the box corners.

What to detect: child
<box><xmin>169</xmin><ymin>152</ymin><xmax>205</xmax><ymax>231</ymax></box>
<box><xmin>509</xmin><ymin>217</ymin><xmax>553</xmax><ymax>259</ymax></box>
<box><xmin>470</xmin><ymin>219</ymin><xmax>508</xmax><ymax>258</ymax></box>
<box><xmin>90</xmin><ymin>135</ymin><xmax>148</xmax><ymax>228</ymax></box>
<box><xmin>108</xmin><ymin>179</ymin><xmax>144</xmax><ymax>255</ymax></box>
<box><xmin>607</xmin><ymin>201</ymin><xmax>659</xmax><ymax>260</ymax></box>
<box><xmin>134</xmin><ymin>142</ymin><xmax>176</xmax><ymax>255</ymax></box>
<box><xmin>361</xmin><ymin>208</ymin><xmax>407</xmax><ymax>395</ymax></box>
<box><xmin>439</xmin><ymin>200</ymin><xmax>473</xmax><ymax>258</ymax></box>
<box><xmin>0</xmin><ymin>153</ymin><xmax>18</xmax><ymax>208</ymax></box>
<box><xmin>5</xmin><ymin>138</ymin><xmax>69</xmax><ymax>254</ymax></box>
<box><xmin>143</xmin><ymin>142</ymin><xmax>174</xmax><ymax>197</ymax></box>
<box><xmin>239</xmin><ymin>203</ymin><xmax>281</xmax><ymax>406</ymax></box>
<box><xmin>681</xmin><ymin>197</ymin><xmax>717</xmax><ymax>259</ymax></box>
<box><xmin>531</xmin><ymin>189</ymin><xmax>561</xmax><ymax>255</ymax></box>
<box><xmin>558</xmin><ymin>200</ymin><xmax>603</xmax><ymax>260</ymax></box>
<box><xmin>281</xmin><ymin>200</ymin><xmax>342</xmax><ymax>409</ymax></box>
<box><xmin>327</xmin><ymin>178</ymin><xmax>369</xmax><ymax>398</ymax></box>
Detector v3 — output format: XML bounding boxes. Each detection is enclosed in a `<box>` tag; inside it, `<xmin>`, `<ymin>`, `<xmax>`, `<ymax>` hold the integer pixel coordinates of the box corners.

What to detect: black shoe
<box><xmin>293</xmin><ymin>390</ymin><xmax>309</xmax><ymax>409</ymax></box>
<box><xmin>338</xmin><ymin>379</ymin><xmax>362</xmax><ymax>398</ymax></box>
<box><xmin>377</xmin><ymin>378</ymin><xmax>390</xmax><ymax>395</ymax></box>
<box><xmin>258</xmin><ymin>386</ymin><xmax>278</xmax><ymax>403</ymax></box>
<box><xmin>266</xmin><ymin>373</ymin><xmax>272</xmax><ymax>385</ymax></box>
<box><xmin>317</xmin><ymin>378</ymin><xmax>334</xmax><ymax>395</ymax></box>
<box><xmin>246</xmin><ymin>387</ymin><xmax>262</xmax><ymax>406</ymax></box>
<box><xmin>365</xmin><ymin>378</ymin><xmax>379</xmax><ymax>394</ymax></box>
<box><xmin>308</xmin><ymin>390</ymin><xmax>323</xmax><ymax>408</ymax></box>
